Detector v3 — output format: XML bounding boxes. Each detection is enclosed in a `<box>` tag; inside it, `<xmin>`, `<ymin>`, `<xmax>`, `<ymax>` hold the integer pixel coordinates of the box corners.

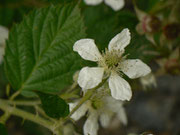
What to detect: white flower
<box><xmin>63</xmin><ymin>123</ymin><xmax>80</xmax><ymax>135</ymax></box>
<box><xmin>73</xmin><ymin>28</ymin><xmax>151</xmax><ymax>101</ymax></box>
<box><xmin>140</xmin><ymin>73</ymin><xmax>157</xmax><ymax>90</ymax></box>
<box><xmin>70</xmin><ymin>96</ymin><xmax>127</xmax><ymax>135</ymax></box>
<box><xmin>84</xmin><ymin>0</ymin><xmax>125</xmax><ymax>11</ymax></box>
<box><xmin>0</xmin><ymin>25</ymin><xmax>9</xmax><ymax>63</ymax></box>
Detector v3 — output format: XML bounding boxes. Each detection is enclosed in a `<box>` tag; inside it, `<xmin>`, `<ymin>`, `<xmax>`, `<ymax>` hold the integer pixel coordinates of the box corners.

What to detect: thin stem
<box><xmin>67</xmin><ymin>78</ymin><xmax>108</xmax><ymax>119</ymax></box>
<box><xmin>0</xmin><ymin>99</ymin><xmax>56</xmax><ymax>133</ymax></box>
<box><xmin>0</xmin><ymin>113</ymin><xmax>10</xmax><ymax>124</ymax></box>
<box><xmin>9</xmin><ymin>90</ymin><xmax>21</xmax><ymax>101</ymax></box>
<box><xmin>2</xmin><ymin>99</ymin><xmax>41</xmax><ymax>106</ymax></box>
<box><xmin>35</xmin><ymin>106</ymin><xmax>57</xmax><ymax>123</ymax></box>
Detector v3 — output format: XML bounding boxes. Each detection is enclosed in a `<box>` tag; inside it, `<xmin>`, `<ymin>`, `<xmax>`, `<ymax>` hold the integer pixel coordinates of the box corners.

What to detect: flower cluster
<box><xmin>70</xmin><ymin>94</ymin><xmax>127</xmax><ymax>135</ymax></box>
<box><xmin>70</xmin><ymin>28</ymin><xmax>151</xmax><ymax>135</ymax></box>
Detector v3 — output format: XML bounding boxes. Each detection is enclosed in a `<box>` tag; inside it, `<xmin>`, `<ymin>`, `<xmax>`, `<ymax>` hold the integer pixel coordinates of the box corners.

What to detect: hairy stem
<box><xmin>1</xmin><ymin>99</ymin><xmax>41</xmax><ymax>106</ymax></box>
<box><xmin>0</xmin><ymin>99</ymin><xmax>56</xmax><ymax>133</ymax></box>
<box><xmin>9</xmin><ymin>90</ymin><xmax>21</xmax><ymax>101</ymax></box>
<box><xmin>67</xmin><ymin>78</ymin><xmax>108</xmax><ymax>119</ymax></box>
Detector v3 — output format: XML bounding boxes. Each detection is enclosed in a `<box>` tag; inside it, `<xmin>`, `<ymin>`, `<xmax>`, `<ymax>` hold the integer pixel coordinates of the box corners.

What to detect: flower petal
<box><xmin>108</xmin><ymin>28</ymin><xmax>130</xmax><ymax>52</ymax></box>
<box><xmin>117</xmin><ymin>107</ymin><xmax>128</xmax><ymax>125</ymax></box>
<box><xmin>104</xmin><ymin>0</ymin><xmax>125</xmax><ymax>11</ymax></box>
<box><xmin>84</xmin><ymin>0</ymin><xmax>103</xmax><ymax>5</ymax></box>
<box><xmin>73</xmin><ymin>39</ymin><xmax>102</xmax><ymax>62</ymax></box>
<box><xmin>78</xmin><ymin>67</ymin><xmax>104</xmax><ymax>90</ymax></box>
<box><xmin>140</xmin><ymin>73</ymin><xmax>157</xmax><ymax>90</ymax></box>
<box><xmin>105</xmin><ymin>96</ymin><xmax>123</xmax><ymax>111</ymax></box>
<box><xmin>109</xmin><ymin>73</ymin><xmax>132</xmax><ymax>101</ymax></box>
<box><xmin>120</xmin><ymin>59</ymin><xmax>151</xmax><ymax>79</ymax></box>
<box><xmin>69</xmin><ymin>101</ymin><xmax>89</xmax><ymax>121</ymax></box>
<box><xmin>99</xmin><ymin>112</ymin><xmax>112</xmax><ymax>128</ymax></box>
<box><xmin>84</xmin><ymin>112</ymin><xmax>99</xmax><ymax>135</ymax></box>
<box><xmin>0</xmin><ymin>25</ymin><xmax>8</xmax><ymax>45</ymax></box>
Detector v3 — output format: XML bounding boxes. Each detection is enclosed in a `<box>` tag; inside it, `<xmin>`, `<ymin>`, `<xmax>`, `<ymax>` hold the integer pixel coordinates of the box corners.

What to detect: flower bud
<box><xmin>149</xmin><ymin>16</ymin><xmax>162</xmax><ymax>33</ymax></box>
<box><xmin>163</xmin><ymin>23</ymin><xmax>180</xmax><ymax>40</ymax></box>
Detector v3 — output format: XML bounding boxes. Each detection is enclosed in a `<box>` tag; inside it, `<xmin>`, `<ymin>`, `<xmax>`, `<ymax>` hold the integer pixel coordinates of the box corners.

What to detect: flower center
<box><xmin>98</xmin><ymin>48</ymin><xmax>125</xmax><ymax>73</ymax></box>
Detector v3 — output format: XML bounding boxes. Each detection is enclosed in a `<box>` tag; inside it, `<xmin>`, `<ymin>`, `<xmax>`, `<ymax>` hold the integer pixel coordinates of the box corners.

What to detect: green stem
<box><xmin>0</xmin><ymin>113</ymin><xmax>10</xmax><ymax>124</ymax></box>
<box><xmin>67</xmin><ymin>78</ymin><xmax>108</xmax><ymax>119</ymax></box>
<box><xmin>1</xmin><ymin>99</ymin><xmax>41</xmax><ymax>106</ymax></box>
<box><xmin>35</xmin><ymin>106</ymin><xmax>57</xmax><ymax>123</ymax></box>
<box><xmin>0</xmin><ymin>99</ymin><xmax>56</xmax><ymax>134</ymax></box>
<box><xmin>9</xmin><ymin>90</ymin><xmax>21</xmax><ymax>101</ymax></box>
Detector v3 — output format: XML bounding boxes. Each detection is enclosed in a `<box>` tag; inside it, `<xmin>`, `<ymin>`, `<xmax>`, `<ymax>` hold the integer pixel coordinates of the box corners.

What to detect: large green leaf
<box><xmin>82</xmin><ymin>4</ymin><xmax>138</xmax><ymax>50</ymax></box>
<box><xmin>82</xmin><ymin>4</ymin><xmax>120</xmax><ymax>50</ymax></box>
<box><xmin>37</xmin><ymin>92</ymin><xmax>69</xmax><ymax>118</ymax></box>
<box><xmin>4</xmin><ymin>4</ymin><xmax>86</xmax><ymax>93</ymax></box>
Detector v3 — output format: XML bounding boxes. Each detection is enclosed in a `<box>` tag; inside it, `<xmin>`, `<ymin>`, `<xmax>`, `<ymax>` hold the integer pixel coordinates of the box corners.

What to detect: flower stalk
<box><xmin>0</xmin><ymin>99</ymin><xmax>58</xmax><ymax>133</ymax></box>
<box><xmin>66</xmin><ymin>78</ymin><xmax>108</xmax><ymax>119</ymax></box>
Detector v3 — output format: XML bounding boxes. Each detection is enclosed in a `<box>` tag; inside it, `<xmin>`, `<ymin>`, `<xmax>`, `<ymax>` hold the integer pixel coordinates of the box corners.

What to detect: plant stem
<box><xmin>67</xmin><ymin>78</ymin><xmax>108</xmax><ymax>119</ymax></box>
<box><xmin>35</xmin><ymin>105</ymin><xmax>57</xmax><ymax>123</ymax></box>
<box><xmin>0</xmin><ymin>99</ymin><xmax>41</xmax><ymax>106</ymax></box>
<box><xmin>0</xmin><ymin>112</ymin><xmax>10</xmax><ymax>124</ymax></box>
<box><xmin>9</xmin><ymin>90</ymin><xmax>21</xmax><ymax>101</ymax></box>
<box><xmin>0</xmin><ymin>99</ymin><xmax>56</xmax><ymax>133</ymax></box>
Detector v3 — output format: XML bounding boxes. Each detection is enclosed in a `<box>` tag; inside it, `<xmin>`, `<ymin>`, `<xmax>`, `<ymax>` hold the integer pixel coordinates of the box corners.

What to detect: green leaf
<box><xmin>135</xmin><ymin>0</ymin><xmax>163</xmax><ymax>12</ymax></box>
<box><xmin>125</xmin><ymin>33</ymin><xmax>157</xmax><ymax>63</ymax></box>
<box><xmin>82</xmin><ymin>4</ymin><xmax>138</xmax><ymax>50</ymax></box>
<box><xmin>37</xmin><ymin>92</ymin><xmax>69</xmax><ymax>118</ymax></box>
<box><xmin>116</xmin><ymin>10</ymin><xmax>138</xmax><ymax>31</ymax></box>
<box><xmin>41</xmin><ymin>0</ymin><xmax>73</xmax><ymax>5</ymax></box>
<box><xmin>82</xmin><ymin>4</ymin><xmax>119</xmax><ymax>50</ymax></box>
<box><xmin>0</xmin><ymin>123</ymin><xmax>8</xmax><ymax>135</ymax></box>
<box><xmin>4</xmin><ymin>4</ymin><xmax>86</xmax><ymax>93</ymax></box>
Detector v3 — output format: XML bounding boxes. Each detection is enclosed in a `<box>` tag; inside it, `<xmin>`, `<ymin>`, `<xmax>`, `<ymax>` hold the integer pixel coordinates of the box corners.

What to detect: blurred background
<box><xmin>0</xmin><ymin>0</ymin><xmax>180</xmax><ymax>135</ymax></box>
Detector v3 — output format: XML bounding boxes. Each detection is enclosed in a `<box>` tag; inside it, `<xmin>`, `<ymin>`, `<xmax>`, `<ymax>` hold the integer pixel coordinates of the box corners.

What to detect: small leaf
<box><xmin>0</xmin><ymin>123</ymin><xmax>8</xmax><ymax>135</ymax></box>
<box><xmin>37</xmin><ymin>92</ymin><xmax>69</xmax><ymax>118</ymax></box>
<box><xmin>4</xmin><ymin>4</ymin><xmax>86</xmax><ymax>93</ymax></box>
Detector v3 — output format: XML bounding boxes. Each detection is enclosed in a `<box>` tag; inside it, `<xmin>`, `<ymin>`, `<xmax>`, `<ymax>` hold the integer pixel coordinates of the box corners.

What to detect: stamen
<box><xmin>98</xmin><ymin>48</ymin><xmax>125</xmax><ymax>74</ymax></box>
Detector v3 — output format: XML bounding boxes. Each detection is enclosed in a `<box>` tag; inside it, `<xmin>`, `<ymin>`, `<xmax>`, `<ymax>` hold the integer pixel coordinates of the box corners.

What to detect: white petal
<box><xmin>104</xmin><ymin>0</ymin><xmax>124</xmax><ymax>11</ymax></box>
<box><xmin>84</xmin><ymin>113</ymin><xmax>99</xmax><ymax>135</ymax></box>
<box><xmin>140</xmin><ymin>73</ymin><xmax>157</xmax><ymax>89</ymax></box>
<box><xmin>73</xmin><ymin>39</ymin><xmax>102</xmax><ymax>62</ymax></box>
<box><xmin>105</xmin><ymin>96</ymin><xmax>123</xmax><ymax>111</ymax></box>
<box><xmin>109</xmin><ymin>73</ymin><xmax>132</xmax><ymax>101</ymax></box>
<box><xmin>99</xmin><ymin>112</ymin><xmax>112</xmax><ymax>128</ymax></box>
<box><xmin>106</xmin><ymin>97</ymin><xmax>128</xmax><ymax>125</ymax></box>
<box><xmin>78</xmin><ymin>67</ymin><xmax>104</xmax><ymax>90</ymax></box>
<box><xmin>84</xmin><ymin>0</ymin><xmax>103</xmax><ymax>5</ymax></box>
<box><xmin>120</xmin><ymin>59</ymin><xmax>151</xmax><ymax>79</ymax></box>
<box><xmin>0</xmin><ymin>26</ymin><xmax>8</xmax><ymax>45</ymax></box>
<box><xmin>117</xmin><ymin>107</ymin><xmax>128</xmax><ymax>125</ymax></box>
<box><xmin>108</xmin><ymin>28</ymin><xmax>131</xmax><ymax>52</ymax></box>
<box><xmin>69</xmin><ymin>101</ymin><xmax>89</xmax><ymax>121</ymax></box>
